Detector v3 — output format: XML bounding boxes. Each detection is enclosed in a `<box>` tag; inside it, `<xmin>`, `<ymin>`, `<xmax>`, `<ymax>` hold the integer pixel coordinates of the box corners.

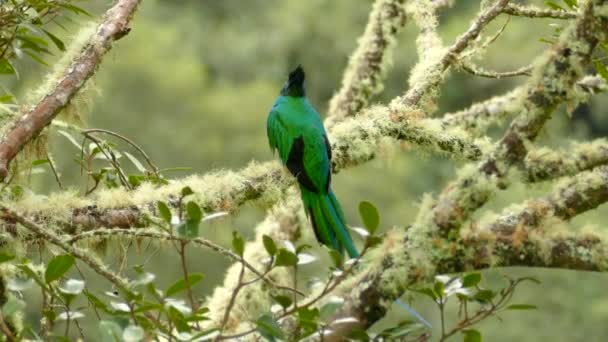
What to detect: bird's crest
<box><xmin>280</xmin><ymin>65</ymin><xmax>306</xmax><ymax>97</ymax></box>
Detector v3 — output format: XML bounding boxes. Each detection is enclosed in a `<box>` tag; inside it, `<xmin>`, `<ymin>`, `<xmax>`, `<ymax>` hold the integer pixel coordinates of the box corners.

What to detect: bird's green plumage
<box><xmin>266</xmin><ymin>66</ymin><xmax>431</xmax><ymax>327</ymax></box>
<box><xmin>266</xmin><ymin>66</ymin><xmax>358</xmax><ymax>258</ymax></box>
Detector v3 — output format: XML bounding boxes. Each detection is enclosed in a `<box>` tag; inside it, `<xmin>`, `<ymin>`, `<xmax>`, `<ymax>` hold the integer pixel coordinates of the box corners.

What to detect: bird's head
<box><xmin>280</xmin><ymin>65</ymin><xmax>306</xmax><ymax>97</ymax></box>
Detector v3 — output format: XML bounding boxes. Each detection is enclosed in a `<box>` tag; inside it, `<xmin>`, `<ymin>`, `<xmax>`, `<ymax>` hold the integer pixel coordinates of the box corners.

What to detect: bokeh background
<box><xmin>6</xmin><ymin>0</ymin><xmax>608</xmax><ymax>340</ymax></box>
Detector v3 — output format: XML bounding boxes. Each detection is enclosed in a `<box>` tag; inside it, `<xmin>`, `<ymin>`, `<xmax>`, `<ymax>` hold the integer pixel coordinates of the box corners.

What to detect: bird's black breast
<box><xmin>287</xmin><ymin>136</ymin><xmax>319</xmax><ymax>193</ymax></box>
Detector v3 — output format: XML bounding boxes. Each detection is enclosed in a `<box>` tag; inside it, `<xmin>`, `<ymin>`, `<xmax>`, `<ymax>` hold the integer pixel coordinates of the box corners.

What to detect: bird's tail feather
<box><xmin>301</xmin><ymin>188</ymin><xmax>358</xmax><ymax>258</ymax></box>
<box><xmin>301</xmin><ymin>188</ymin><xmax>431</xmax><ymax>328</ymax></box>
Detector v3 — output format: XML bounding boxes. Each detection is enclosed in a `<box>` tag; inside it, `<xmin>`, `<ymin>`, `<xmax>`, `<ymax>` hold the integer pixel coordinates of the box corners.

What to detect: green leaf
<box><xmin>328</xmin><ymin>249</ymin><xmax>343</xmax><ymax>268</ymax></box>
<box><xmin>45</xmin><ymin>254</ymin><xmax>75</xmax><ymax>283</ymax></box>
<box><xmin>297</xmin><ymin>307</ymin><xmax>319</xmax><ymax>333</ymax></box>
<box><xmin>0</xmin><ymin>94</ymin><xmax>14</xmax><ymax>103</ymax></box>
<box><xmin>232</xmin><ymin>231</ymin><xmax>245</xmax><ymax>256</ymax></box>
<box><xmin>124</xmin><ymin>152</ymin><xmax>146</xmax><ymax>173</ymax></box>
<box><xmin>186</xmin><ymin>201</ymin><xmax>202</xmax><ymax>223</ymax></box>
<box><xmin>181</xmin><ymin>186</ymin><xmax>194</xmax><ymax>197</ymax></box>
<box><xmin>59</xmin><ymin>3</ymin><xmax>93</xmax><ymax>17</ymax></box>
<box><xmin>505</xmin><ymin>304</ymin><xmax>537</xmax><ymax>310</ymax></box>
<box><xmin>594</xmin><ymin>61</ymin><xmax>608</xmax><ymax>81</ymax></box>
<box><xmin>32</xmin><ymin>159</ymin><xmax>49</xmax><ymax>166</ymax></box>
<box><xmin>176</xmin><ymin>221</ymin><xmax>199</xmax><ymax>238</ymax></box>
<box><xmin>358</xmin><ymin>201</ymin><xmax>380</xmax><ymax>235</ymax></box>
<box><xmin>43</xmin><ymin>29</ymin><xmax>66</xmax><ymax>51</ymax></box>
<box><xmin>380</xmin><ymin>320</ymin><xmax>424</xmax><ymax>338</ymax></box>
<box><xmin>562</xmin><ymin>0</ymin><xmax>577</xmax><ymax>8</ymax></box>
<box><xmin>157</xmin><ymin>201</ymin><xmax>172</xmax><ymax>223</ymax></box>
<box><xmin>0</xmin><ymin>252</ymin><xmax>14</xmax><ymax>264</ymax></box>
<box><xmin>544</xmin><ymin>1</ymin><xmax>565</xmax><ymax>10</ymax></box>
<box><xmin>58</xmin><ymin>130</ymin><xmax>83</xmax><ymax>149</ymax></box>
<box><xmin>474</xmin><ymin>289</ymin><xmax>495</xmax><ymax>303</ymax></box>
<box><xmin>414</xmin><ymin>287</ymin><xmax>438</xmax><ymax>301</ymax></box>
<box><xmin>165</xmin><ymin>273</ymin><xmax>204</xmax><ymax>297</ymax></box>
<box><xmin>275</xmin><ymin>248</ymin><xmax>298</xmax><ymax>267</ymax></box>
<box><xmin>272</xmin><ymin>295</ymin><xmax>292</xmax><ymax>309</ymax></box>
<box><xmin>462</xmin><ymin>273</ymin><xmax>481</xmax><ymax>287</ymax></box>
<box><xmin>462</xmin><ymin>329</ymin><xmax>481</xmax><ymax>342</ymax></box>
<box><xmin>84</xmin><ymin>291</ymin><xmax>111</xmax><ymax>313</ymax></box>
<box><xmin>365</xmin><ymin>235</ymin><xmax>383</xmax><ymax>248</ymax></box>
<box><xmin>256</xmin><ymin>313</ymin><xmax>284</xmax><ymax>341</ymax></box>
<box><xmin>434</xmin><ymin>281</ymin><xmax>445</xmax><ymax>298</ymax></box>
<box><xmin>0</xmin><ymin>59</ymin><xmax>15</xmax><ymax>75</ymax></box>
<box><xmin>263</xmin><ymin>235</ymin><xmax>277</xmax><ymax>256</ymax></box>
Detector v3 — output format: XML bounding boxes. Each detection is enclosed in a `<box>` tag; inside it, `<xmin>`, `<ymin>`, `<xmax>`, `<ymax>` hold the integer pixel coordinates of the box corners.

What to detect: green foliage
<box><xmin>45</xmin><ymin>254</ymin><xmax>75</xmax><ymax>283</ymax></box>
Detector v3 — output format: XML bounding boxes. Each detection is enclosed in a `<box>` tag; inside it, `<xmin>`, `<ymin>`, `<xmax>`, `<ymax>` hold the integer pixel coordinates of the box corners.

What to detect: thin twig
<box><xmin>83</xmin><ymin>128</ymin><xmax>160</xmax><ymax>176</ymax></box>
<box><xmin>502</xmin><ymin>3</ymin><xmax>577</xmax><ymax>19</ymax></box>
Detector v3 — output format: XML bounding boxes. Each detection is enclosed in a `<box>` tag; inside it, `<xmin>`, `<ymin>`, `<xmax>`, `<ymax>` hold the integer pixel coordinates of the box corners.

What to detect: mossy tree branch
<box><xmin>327</xmin><ymin>0</ymin><xmax>407</xmax><ymax>123</ymax></box>
<box><xmin>0</xmin><ymin>0</ymin><xmax>142</xmax><ymax>180</ymax></box>
<box><xmin>430</xmin><ymin>0</ymin><xmax>608</xmax><ymax>235</ymax></box>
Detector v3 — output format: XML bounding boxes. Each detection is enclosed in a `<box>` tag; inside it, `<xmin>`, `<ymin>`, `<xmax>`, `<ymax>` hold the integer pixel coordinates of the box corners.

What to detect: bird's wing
<box><xmin>267</xmin><ymin>109</ymin><xmax>293</xmax><ymax>163</ymax></box>
<box><xmin>301</xmin><ymin>128</ymin><xmax>331</xmax><ymax>194</ymax></box>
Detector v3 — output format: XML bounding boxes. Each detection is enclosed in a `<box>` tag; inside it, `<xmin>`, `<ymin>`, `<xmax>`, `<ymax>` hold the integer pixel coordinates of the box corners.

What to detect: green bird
<box><xmin>266</xmin><ymin>65</ymin><xmax>358</xmax><ymax>258</ymax></box>
<box><xmin>267</xmin><ymin>66</ymin><xmax>432</xmax><ymax>328</ymax></box>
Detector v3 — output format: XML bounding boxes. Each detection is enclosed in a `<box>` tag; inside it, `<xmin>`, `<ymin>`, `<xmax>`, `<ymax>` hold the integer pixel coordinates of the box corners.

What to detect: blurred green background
<box><xmin>6</xmin><ymin>0</ymin><xmax>608</xmax><ymax>340</ymax></box>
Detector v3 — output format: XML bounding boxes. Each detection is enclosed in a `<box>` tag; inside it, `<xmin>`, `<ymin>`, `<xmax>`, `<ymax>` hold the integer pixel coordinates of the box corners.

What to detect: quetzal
<box><xmin>266</xmin><ymin>66</ymin><xmax>432</xmax><ymax>329</ymax></box>
<box><xmin>266</xmin><ymin>65</ymin><xmax>358</xmax><ymax>258</ymax></box>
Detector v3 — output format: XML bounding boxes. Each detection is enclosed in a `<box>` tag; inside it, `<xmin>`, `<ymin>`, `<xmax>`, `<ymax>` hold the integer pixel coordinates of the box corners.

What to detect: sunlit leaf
<box><xmin>463</xmin><ymin>329</ymin><xmax>482</xmax><ymax>342</ymax></box>
<box><xmin>131</xmin><ymin>272</ymin><xmax>156</xmax><ymax>287</ymax></box>
<box><xmin>186</xmin><ymin>201</ymin><xmax>202</xmax><ymax>223</ymax></box>
<box><xmin>45</xmin><ymin>254</ymin><xmax>75</xmax><ymax>283</ymax></box>
<box><xmin>124</xmin><ymin>151</ymin><xmax>146</xmax><ymax>173</ymax></box>
<box><xmin>181</xmin><ymin>186</ymin><xmax>194</xmax><ymax>197</ymax></box>
<box><xmin>544</xmin><ymin>1</ymin><xmax>565</xmax><ymax>10</ymax></box>
<box><xmin>59</xmin><ymin>279</ymin><xmax>85</xmax><ymax>295</ymax></box>
<box><xmin>350</xmin><ymin>226</ymin><xmax>370</xmax><ymax>238</ymax></box>
<box><xmin>275</xmin><ymin>248</ymin><xmax>298</xmax><ymax>267</ymax></box>
<box><xmin>57</xmin><ymin>310</ymin><xmax>85</xmax><ymax>320</ymax></box>
<box><xmin>165</xmin><ymin>298</ymin><xmax>192</xmax><ymax>316</ymax></box>
<box><xmin>256</xmin><ymin>313</ymin><xmax>284</xmax><ymax>341</ymax></box>
<box><xmin>202</xmin><ymin>211</ymin><xmax>228</xmax><ymax>222</ymax></box>
<box><xmin>58</xmin><ymin>130</ymin><xmax>82</xmax><ymax>149</ymax></box>
<box><xmin>166</xmin><ymin>273</ymin><xmax>204</xmax><ymax>297</ymax></box>
<box><xmin>462</xmin><ymin>273</ymin><xmax>482</xmax><ymax>287</ymax></box>
<box><xmin>232</xmin><ymin>231</ymin><xmax>245</xmax><ymax>256</ymax></box>
<box><xmin>110</xmin><ymin>301</ymin><xmax>131</xmax><ymax>312</ymax></box>
<box><xmin>297</xmin><ymin>253</ymin><xmax>317</xmax><ymax>265</ymax></box>
<box><xmin>358</xmin><ymin>201</ymin><xmax>380</xmax><ymax>235</ymax></box>
<box><xmin>157</xmin><ymin>201</ymin><xmax>172</xmax><ymax>223</ymax></box>
<box><xmin>263</xmin><ymin>235</ymin><xmax>277</xmax><ymax>256</ymax></box>
<box><xmin>42</xmin><ymin>29</ymin><xmax>65</xmax><ymax>51</ymax></box>
<box><xmin>0</xmin><ymin>59</ymin><xmax>16</xmax><ymax>75</ymax></box>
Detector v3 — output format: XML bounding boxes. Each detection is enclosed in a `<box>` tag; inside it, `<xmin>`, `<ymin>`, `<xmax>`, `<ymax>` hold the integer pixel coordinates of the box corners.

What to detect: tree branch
<box><xmin>524</xmin><ymin>139</ymin><xmax>608</xmax><ymax>182</ymax></box>
<box><xmin>502</xmin><ymin>3</ymin><xmax>577</xmax><ymax>20</ymax></box>
<box><xmin>327</xmin><ymin>0</ymin><xmax>407</xmax><ymax>122</ymax></box>
<box><xmin>430</xmin><ymin>0</ymin><xmax>608</xmax><ymax>234</ymax></box>
<box><xmin>0</xmin><ymin>0</ymin><xmax>142</xmax><ymax>180</ymax></box>
<box><xmin>395</xmin><ymin>0</ymin><xmax>512</xmax><ymax>110</ymax></box>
